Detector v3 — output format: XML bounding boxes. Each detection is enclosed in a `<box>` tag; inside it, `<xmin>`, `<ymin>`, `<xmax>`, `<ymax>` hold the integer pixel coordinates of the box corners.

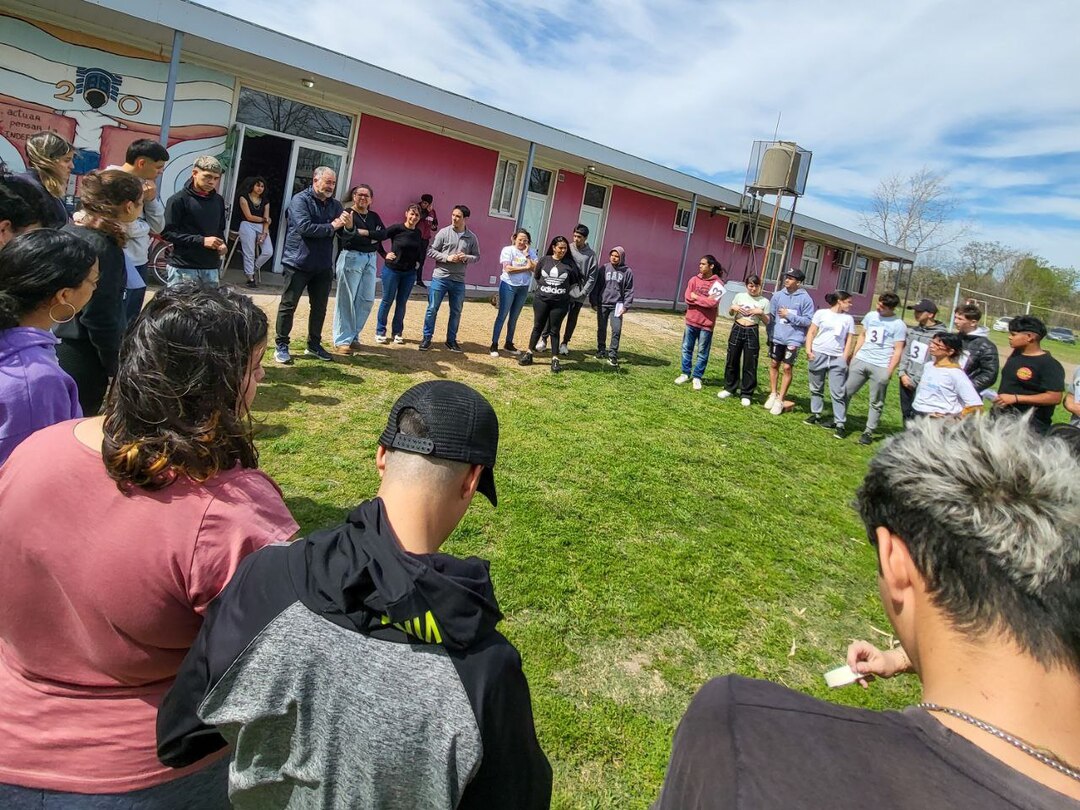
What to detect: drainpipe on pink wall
<box><xmin>671</xmin><ymin>192</ymin><xmax>698</xmax><ymax>310</ymax></box>
<box><xmin>159</xmin><ymin>30</ymin><xmax>184</xmax><ymax>144</ymax></box>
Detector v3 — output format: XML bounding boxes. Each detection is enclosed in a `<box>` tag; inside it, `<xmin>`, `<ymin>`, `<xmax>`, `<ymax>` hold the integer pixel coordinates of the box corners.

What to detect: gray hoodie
<box><xmin>898</xmin><ymin>318</ymin><xmax>947</xmax><ymax>385</ymax></box>
<box><xmin>569</xmin><ymin>242</ymin><xmax>598</xmax><ymax>302</ymax></box>
<box><xmin>428</xmin><ymin>225</ymin><xmax>480</xmax><ymax>282</ymax></box>
<box><xmin>590</xmin><ymin>246</ymin><xmax>635</xmax><ymax>308</ymax></box>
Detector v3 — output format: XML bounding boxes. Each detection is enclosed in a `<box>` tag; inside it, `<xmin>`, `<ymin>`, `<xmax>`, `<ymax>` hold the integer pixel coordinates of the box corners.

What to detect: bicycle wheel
<box><xmin>148</xmin><ymin>239</ymin><xmax>172</xmax><ymax>285</ymax></box>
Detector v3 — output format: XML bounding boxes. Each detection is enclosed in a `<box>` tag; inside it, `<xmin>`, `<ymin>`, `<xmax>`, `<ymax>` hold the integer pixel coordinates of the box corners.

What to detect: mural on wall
<box><xmin>0</xmin><ymin>14</ymin><xmax>235</xmax><ymax>197</ymax></box>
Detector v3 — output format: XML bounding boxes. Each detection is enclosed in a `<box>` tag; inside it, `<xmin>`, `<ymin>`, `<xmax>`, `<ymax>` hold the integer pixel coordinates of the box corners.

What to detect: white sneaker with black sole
<box><xmin>692</xmin><ymin>378</ymin><xmax>702</xmax><ymax>391</ymax></box>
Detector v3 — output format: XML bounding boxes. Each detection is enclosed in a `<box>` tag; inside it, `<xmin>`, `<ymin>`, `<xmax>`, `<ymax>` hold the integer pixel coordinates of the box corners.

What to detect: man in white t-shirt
<box><xmin>845</xmin><ymin>292</ymin><xmax>907</xmax><ymax>445</ymax></box>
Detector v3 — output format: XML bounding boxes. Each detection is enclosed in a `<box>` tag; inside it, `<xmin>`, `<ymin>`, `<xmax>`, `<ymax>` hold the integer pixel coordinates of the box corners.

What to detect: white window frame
<box><xmin>725</xmin><ymin>218</ymin><xmax>740</xmax><ymax>241</ymax></box>
<box><xmin>674</xmin><ymin>206</ymin><xmax>693</xmax><ymax>231</ymax></box>
<box><xmin>799</xmin><ymin>242</ymin><xmax>821</xmax><ymax>288</ymax></box>
<box><xmin>489</xmin><ymin>155</ymin><xmax>522</xmax><ymax>218</ymax></box>
<box><xmin>851</xmin><ymin>255</ymin><xmax>870</xmax><ymax>294</ymax></box>
<box><xmin>763</xmin><ymin>234</ymin><xmax>788</xmax><ymax>283</ymax></box>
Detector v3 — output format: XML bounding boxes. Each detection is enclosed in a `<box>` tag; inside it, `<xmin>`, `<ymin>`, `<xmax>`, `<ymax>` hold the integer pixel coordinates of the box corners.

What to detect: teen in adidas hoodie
<box><xmin>520</xmin><ymin>235</ymin><xmax>581</xmax><ymax>373</ymax></box>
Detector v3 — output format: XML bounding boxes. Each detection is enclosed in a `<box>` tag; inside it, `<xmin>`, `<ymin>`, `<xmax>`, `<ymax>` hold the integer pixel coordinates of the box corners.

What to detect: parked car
<box><xmin>992</xmin><ymin>316</ymin><xmax>1014</xmax><ymax>332</ymax></box>
<box><xmin>1047</xmin><ymin>327</ymin><xmax>1076</xmax><ymax>344</ymax></box>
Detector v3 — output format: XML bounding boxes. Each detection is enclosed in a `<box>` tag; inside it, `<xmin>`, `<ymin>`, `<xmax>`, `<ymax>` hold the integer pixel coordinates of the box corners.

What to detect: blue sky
<box><xmin>207</xmin><ymin>0</ymin><xmax>1078</xmax><ymax>268</ymax></box>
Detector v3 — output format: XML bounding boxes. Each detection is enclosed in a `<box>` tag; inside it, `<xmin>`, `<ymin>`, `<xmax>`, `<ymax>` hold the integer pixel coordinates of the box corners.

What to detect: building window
<box><xmin>725</xmin><ymin>219</ymin><xmax>739</xmax><ymax>241</ymax></box>
<box><xmin>490</xmin><ymin>156</ymin><xmax>521</xmax><ymax>218</ymax></box>
<box><xmin>800</xmin><ymin>242</ymin><xmax>821</xmax><ymax>288</ymax></box>
<box><xmin>235</xmin><ymin>88</ymin><xmax>351</xmax><ymax>145</ymax></box>
<box><xmin>851</xmin><ymin>255</ymin><xmax>870</xmax><ymax>294</ymax></box>
<box><xmin>764</xmin><ymin>234</ymin><xmax>788</xmax><ymax>283</ymax></box>
<box><xmin>583</xmin><ymin>182</ymin><xmax>607</xmax><ymax>209</ymax></box>
<box><xmin>529</xmin><ymin>167</ymin><xmax>552</xmax><ymax>195</ymax></box>
<box><xmin>674</xmin><ymin>206</ymin><xmax>692</xmax><ymax>231</ymax></box>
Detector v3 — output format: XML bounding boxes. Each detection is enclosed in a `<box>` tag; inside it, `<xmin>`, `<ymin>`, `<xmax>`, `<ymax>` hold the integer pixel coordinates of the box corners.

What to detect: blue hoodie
<box><xmin>0</xmin><ymin>327</ymin><xmax>82</xmax><ymax>464</ymax></box>
<box><xmin>769</xmin><ymin>286</ymin><xmax>815</xmax><ymax>347</ymax></box>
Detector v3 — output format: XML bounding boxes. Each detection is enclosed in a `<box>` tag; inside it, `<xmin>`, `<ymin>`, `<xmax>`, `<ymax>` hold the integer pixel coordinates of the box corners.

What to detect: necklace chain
<box><xmin>918</xmin><ymin>702</ymin><xmax>1080</xmax><ymax>782</ymax></box>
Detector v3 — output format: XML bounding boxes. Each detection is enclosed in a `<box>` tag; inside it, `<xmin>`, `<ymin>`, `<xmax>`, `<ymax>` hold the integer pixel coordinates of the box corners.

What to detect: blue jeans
<box><xmin>0</xmin><ymin>757</ymin><xmax>229</xmax><ymax>809</ymax></box>
<box><xmin>681</xmin><ymin>325</ymin><xmax>714</xmax><ymax>378</ymax></box>
<box><xmin>332</xmin><ymin>250</ymin><xmax>377</xmax><ymax>346</ymax></box>
<box><xmin>166</xmin><ymin>264</ymin><xmax>219</xmax><ymax>287</ymax></box>
<box><xmin>491</xmin><ymin>282</ymin><xmax>530</xmax><ymax>345</ymax></box>
<box><xmin>376</xmin><ymin>267</ymin><xmax>416</xmax><ymax>337</ymax></box>
<box><xmin>422</xmin><ymin>277</ymin><xmax>465</xmax><ymax>342</ymax></box>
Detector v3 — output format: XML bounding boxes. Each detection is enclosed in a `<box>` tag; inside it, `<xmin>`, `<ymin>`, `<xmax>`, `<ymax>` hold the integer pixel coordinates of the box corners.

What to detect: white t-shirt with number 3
<box><xmin>855</xmin><ymin>311</ymin><xmax>908</xmax><ymax>368</ymax></box>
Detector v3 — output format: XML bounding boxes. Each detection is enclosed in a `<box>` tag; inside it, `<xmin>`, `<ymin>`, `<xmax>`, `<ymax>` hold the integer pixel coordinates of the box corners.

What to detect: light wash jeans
<box><xmin>680</xmin><ymin>325</ymin><xmax>714</xmax><ymax>379</ymax></box>
<box><xmin>808</xmin><ymin>353</ymin><xmax>849</xmax><ymax>425</ymax></box>
<box><xmin>333</xmin><ymin>250</ymin><xmax>377</xmax><ymax>346</ymax></box>
<box><xmin>376</xmin><ymin>267</ymin><xmax>416</xmax><ymax>337</ymax></box>
<box><xmin>491</xmin><ymin>282</ymin><xmax>530</xmax><ymax>346</ymax></box>
<box><xmin>166</xmin><ymin>264</ymin><xmax>219</xmax><ymax>287</ymax></box>
<box><xmin>422</xmin><ymin>277</ymin><xmax>466</xmax><ymax>342</ymax></box>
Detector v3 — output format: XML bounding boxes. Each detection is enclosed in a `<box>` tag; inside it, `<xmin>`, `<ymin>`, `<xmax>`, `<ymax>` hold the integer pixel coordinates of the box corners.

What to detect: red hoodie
<box><xmin>684</xmin><ymin>274</ymin><xmax>724</xmax><ymax>330</ymax></box>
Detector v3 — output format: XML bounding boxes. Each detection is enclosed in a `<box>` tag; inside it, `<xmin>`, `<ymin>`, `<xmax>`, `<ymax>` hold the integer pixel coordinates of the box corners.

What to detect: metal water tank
<box><xmin>755</xmin><ymin>142</ymin><xmax>801</xmax><ymax>193</ymax></box>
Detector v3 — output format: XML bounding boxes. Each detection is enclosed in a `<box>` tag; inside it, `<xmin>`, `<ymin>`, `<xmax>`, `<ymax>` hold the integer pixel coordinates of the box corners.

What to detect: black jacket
<box><xmin>337</xmin><ymin>208</ymin><xmax>386</xmax><ymax>253</ymax></box>
<box><xmin>959</xmin><ymin>328</ymin><xmax>1000</xmax><ymax>391</ymax></box>
<box><xmin>282</xmin><ymin>187</ymin><xmax>349</xmax><ymax>273</ymax></box>
<box><xmin>158</xmin><ymin>498</ymin><xmax>551</xmax><ymax>810</ymax></box>
<box><xmin>53</xmin><ymin>225</ymin><xmax>125</xmax><ymax>377</ymax></box>
<box><xmin>162</xmin><ymin>181</ymin><xmax>226</xmax><ymax>269</ymax></box>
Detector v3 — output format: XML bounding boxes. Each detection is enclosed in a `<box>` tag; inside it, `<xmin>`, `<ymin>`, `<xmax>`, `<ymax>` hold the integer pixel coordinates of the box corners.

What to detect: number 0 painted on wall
<box><xmin>118</xmin><ymin>95</ymin><xmax>142</xmax><ymax>115</ymax></box>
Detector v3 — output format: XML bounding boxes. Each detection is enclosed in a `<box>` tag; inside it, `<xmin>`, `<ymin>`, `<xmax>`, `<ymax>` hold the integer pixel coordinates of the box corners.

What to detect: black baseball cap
<box><xmin>379</xmin><ymin>381</ymin><xmax>499</xmax><ymax>506</ymax></box>
<box><xmin>784</xmin><ymin>269</ymin><xmax>805</xmax><ymax>281</ymax></box>
<box><xmin>911</xmin><ymin>298</ymin><xmax>938</xmax><ymax>313</ymax></box>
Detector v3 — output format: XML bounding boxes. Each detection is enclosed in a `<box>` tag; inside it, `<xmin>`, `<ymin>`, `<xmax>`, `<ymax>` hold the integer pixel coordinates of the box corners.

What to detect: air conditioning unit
<box><xmin>834</xmin><ymin>249</ymin><xmax>853</xmax><ymax>268</ymax></box>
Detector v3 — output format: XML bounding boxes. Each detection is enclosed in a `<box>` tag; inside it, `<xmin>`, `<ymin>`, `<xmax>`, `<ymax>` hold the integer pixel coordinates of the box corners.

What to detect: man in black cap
<box><xmin>157</xmin><ymin>380</ymin><xmax>551</xmax><ymax>810</ymax></box>
<box><xmin>897</xmin><ymin>298</ymin><xmax>947</xmax><ymax>425</ymax></box>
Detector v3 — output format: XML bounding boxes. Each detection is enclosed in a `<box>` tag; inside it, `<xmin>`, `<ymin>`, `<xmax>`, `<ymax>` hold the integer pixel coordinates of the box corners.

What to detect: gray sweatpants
<box><xmin>845</xmin><ymin>358</ymin><xmax>892</xmax><ymax>431</ymax></box>
<box><xmin>808</xmin><ymin>353</ymin><xmax>849</xmax><ymax>425</ymax></box>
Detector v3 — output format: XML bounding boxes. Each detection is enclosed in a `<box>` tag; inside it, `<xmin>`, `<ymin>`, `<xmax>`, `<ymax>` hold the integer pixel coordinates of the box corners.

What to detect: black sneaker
<box><xmin>416</xmin><ymin>280</ymin><xmax>426</xmax><ymax>289</ymax></box>
<box><xmin>518</xmin><ymin>351</ymin><xmax>534</xmax><ymax>366</ymax></box>
<box><xmin>418</xmin><ymin>337</ymin><xmax>432</xmax><ymax>351</ymax></box>
<box><xmin>858</xmin><ymin>431</ymin><xmax>874</xmax><ymax>445</ymax></box>
<box><xmin>803</xmin><ymin>414</ymin><xmax>821</xmax><ymax>426</ymax></box>
<box><xmin>833</xmin><ymin>424</ymin><xmax>847</xmax><ymax>440</ymax></box>
<box><xmin>245</xmin><ymin>278</ymin><xmax>257</xmax><ymax>288</ymax></box>
<box><xmin>551</xmin><ymin>357</ymin><xmax>562</xmax><ymax>373</ymax></box>
<box><xmin>595</xmin><ymin>350</ymin><xmax>607</xmax><ymax>360</ymax></box>
<box><xmin>305</xmin><ymin>344</ymin><xmax>333</xmax><ymax>361</ymax></box>
<box><xmin>819</xmin><ymin>418</ymin><xmax>836</xmax><ymax>430</ymax></box>
<box><xmin>446</xmin><ymin>341</ymin><xmax>463</xmax><ymax>353</ymax></box>
<box><xmin>504</xmin><ymin>342</ymin><xmax>518</xmax><ymax>354</ymax></box>
<box><xmin>607</xmin><ymin>354</ymin><xmax>619</xmax><ymax>367</ymax></box>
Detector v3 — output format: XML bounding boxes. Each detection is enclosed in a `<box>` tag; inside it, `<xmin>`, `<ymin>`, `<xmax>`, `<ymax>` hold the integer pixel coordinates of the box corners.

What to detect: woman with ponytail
<box><xmin>0</xmin><ymin>284</ymin><xmax>297</xmax><ymax>807</ymax></box>
<box><xmin>803</xmin><ymin>290</ymin><xmax>856</xmax><ymax>437</ymax></box>
<box><xmin>56</xmin><ymin>168</ymin><xmax>143</xmax><ymax>414</ymax></box>
<box><xmin>0</xmin><ymin>229</ymin><xmax>98</xmax><ymax>463</ymax></box>
<box><xmin>17</xmin><ymin>131</ymin><xmax>75</xmax><ymax>228</ymax></box>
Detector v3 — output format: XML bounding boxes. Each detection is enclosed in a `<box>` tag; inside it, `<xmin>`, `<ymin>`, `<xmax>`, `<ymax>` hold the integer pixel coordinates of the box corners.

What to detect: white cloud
<box><xmin>204</xmin><ymin>0</ymin><xmax>1080</xmax><ymax>267</ymax></box>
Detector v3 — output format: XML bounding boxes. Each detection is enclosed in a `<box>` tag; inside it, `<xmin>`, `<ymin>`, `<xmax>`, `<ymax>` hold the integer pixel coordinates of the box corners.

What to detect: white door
<box><xmin>520</xmin><ymin>167</ymin><xmax>553</xmax><ymax>248</ymax></box>
<box><xmin>275</xmin><ymin>140</ymin><xmax>348</xmax><ymax>271</ymax></box>
<box><xmin>578</xmin><ymin>181</ymin><xmax>610</xmax><ymax>252</ymax></box>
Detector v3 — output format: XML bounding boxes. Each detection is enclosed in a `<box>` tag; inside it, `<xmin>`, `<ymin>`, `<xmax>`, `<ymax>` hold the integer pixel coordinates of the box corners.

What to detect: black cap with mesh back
<box><xmin>378</xmin><ymin>380</ymin><xmax>499</xmax><ymax>506</ymax></box>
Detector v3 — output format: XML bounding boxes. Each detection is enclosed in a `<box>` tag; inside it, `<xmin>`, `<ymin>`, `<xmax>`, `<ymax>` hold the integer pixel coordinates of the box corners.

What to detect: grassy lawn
<box><xmin>252</xmin><ymin>297</ymin><xmax>929</xmax><ymax>808</ymax></box>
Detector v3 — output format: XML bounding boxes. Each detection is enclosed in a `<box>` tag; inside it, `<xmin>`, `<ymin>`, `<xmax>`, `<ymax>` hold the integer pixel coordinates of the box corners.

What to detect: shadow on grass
<box><xmin>284</xmin><ymin>495</ymin><xmax>353</xmax><ymax>536</ymax></box>
<box><xmin>253</xmin><ymin>421</ymin><xmax>289</xmax><ymax>439</ymax></box>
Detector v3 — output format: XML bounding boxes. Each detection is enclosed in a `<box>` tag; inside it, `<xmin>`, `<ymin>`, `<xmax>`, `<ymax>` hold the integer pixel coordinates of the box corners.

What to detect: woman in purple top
<box><xmin>0</xmin><ymin>229</ymin><xmax>99</xmax><ymax>463</ymax></box>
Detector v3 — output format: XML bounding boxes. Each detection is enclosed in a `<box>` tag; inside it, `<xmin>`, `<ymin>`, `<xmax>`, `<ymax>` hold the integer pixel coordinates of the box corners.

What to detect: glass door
<box><xmin>275</xmin><ymin>141</ymin><xmax>347</xmax><ymax>271</ymax></box>
<box><xmin>520</xmin><ymin>167</ymin><xmax>553</xmax><ymax>247</ymax></box>
<box><xmin>578</xmin><ymin>181</ymin><xmax>610</xmax><ymax>252</ymax></box>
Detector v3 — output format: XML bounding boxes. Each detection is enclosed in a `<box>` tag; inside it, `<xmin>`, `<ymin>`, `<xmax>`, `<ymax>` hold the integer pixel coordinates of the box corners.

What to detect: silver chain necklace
<box><xmin>919</xmin><ymin>702</ymin><xmax>1080</xmax><ymax>782</ymax></box>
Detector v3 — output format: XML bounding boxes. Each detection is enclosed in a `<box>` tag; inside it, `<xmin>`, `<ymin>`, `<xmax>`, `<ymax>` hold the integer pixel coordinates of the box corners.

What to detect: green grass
<box><xmin>254</xmin><ymin>302</ymin><xmax>923</xmax><ymax>807</ymax></box>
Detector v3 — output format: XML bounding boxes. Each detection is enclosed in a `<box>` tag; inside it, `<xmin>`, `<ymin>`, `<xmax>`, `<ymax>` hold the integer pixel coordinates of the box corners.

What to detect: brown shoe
<box><xmin>332</xmin><ymin>343</ymin><xmax>353</xmax><ymax>356</ymax></box>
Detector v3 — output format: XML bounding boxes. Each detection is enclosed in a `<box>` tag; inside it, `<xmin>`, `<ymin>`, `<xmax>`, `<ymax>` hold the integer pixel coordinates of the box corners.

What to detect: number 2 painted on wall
<box><xmin>53</xmin><ymin>80</ymin><xmax>75</xmax><ymax>101</ymax></box>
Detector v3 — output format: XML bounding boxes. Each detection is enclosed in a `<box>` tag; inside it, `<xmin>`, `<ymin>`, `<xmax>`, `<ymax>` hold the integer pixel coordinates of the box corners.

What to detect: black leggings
<box><xmin>529</xmin><ymin>298</ymin><xmax>569</xmax><ymax>357</ymax></box>
<box><xmin>55</xmin><ymin>338</ymin><xmax>110</xmax><ymax>415</ymax></box>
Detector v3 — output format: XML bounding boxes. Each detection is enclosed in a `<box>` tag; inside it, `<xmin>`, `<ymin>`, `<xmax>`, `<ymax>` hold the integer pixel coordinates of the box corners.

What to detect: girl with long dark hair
<box><xmin>0</xmin><ymin>284</ymin><xmax>297</xmax><ymax>808</ymax></box>
<box><xmin>0</xmin><ymin>229</ymin><xmax>99</xmax><ymax>463</ymax></box>
<box><xmin>55</xmin><ymin>168</ymin><xmax>143</xmax><ymax>415</ymax></box>
<box><xmin>236</xmin><ymin>175</ymin><xmax>273</xmax><ymax>287</ymax></box>
<box><xmin>518</xmin><ymin>235</ymin><xmax>581</xmax><ymax>373</ymax></box>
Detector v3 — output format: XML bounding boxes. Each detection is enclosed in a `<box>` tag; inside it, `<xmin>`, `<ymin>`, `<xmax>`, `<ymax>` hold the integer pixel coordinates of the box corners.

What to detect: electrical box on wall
<box><xmin>489</xmin><ymin>276</ymin><xmax>497</xmax><ymax>284</ymax></box>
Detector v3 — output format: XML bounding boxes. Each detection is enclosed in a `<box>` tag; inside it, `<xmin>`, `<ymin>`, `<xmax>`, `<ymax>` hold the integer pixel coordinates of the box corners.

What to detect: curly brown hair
<box><xmin>77</xmin><ymin>169</ymin><xmax>143</xmax><ymax>247</ymax></box>
<box><xmin>102</xmin><ymin>284</ymin><xmax>268</xmax><ymax>491</ymax></box>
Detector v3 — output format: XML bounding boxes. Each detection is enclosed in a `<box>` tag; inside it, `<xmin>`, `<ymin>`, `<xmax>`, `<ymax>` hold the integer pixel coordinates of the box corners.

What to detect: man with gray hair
<box><xmin>275</xmin><ymin>166</ymin><xmax>353</xmax><ymax>364</ymax></box>
<box><xmin>656</xmin><ymin>416</ymin><xmax>1080</xmax><ymax>807</ymax></box>
<box><xmin>158</xmin><ymin>380</ymin><xmax>552</xmax><ymax>809</ymax></box>
<box><xmin>162</xmin><ymin>155</ymin><xmax>226</xmax><ymax>287</ymax></box>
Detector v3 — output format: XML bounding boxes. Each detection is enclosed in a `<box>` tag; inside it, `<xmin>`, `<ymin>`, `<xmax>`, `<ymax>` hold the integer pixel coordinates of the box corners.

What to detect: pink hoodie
<box><xmin>684</xmin><ymin>274</ymin><xmax>724</xmax><ymax>331</ymax></box>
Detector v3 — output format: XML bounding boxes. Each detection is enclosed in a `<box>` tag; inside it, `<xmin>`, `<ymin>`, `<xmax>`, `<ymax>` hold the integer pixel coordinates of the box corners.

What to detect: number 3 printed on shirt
<box><xmin>909</xmin><ymin>342</ymin><xmax>930</xmax><ymax>363</ymax></box>
<box><xmin>868</xmin><ymin>327</ymin><xmax>885</xmax><ymax>345</ymax></box>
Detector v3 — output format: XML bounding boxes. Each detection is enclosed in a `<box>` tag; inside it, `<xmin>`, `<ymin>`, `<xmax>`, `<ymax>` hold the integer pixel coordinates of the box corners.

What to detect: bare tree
<box><xmin>954</xmin><ymin>240</ymin><xmax>1022</xmax><ymax>284</ymax></box>
<box><xmin>859</xmin><ymin>167</ymin><xmax>970</xmax><ymax>292</ymax></box>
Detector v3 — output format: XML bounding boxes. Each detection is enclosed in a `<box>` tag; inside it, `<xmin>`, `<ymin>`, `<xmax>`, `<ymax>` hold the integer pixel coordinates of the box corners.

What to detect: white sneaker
<box><xmin>717</xmin><ymin>389</ymin><xmax>732</xmax><ymax>399</ymax></box>
<box><xmin>741</xmin><ymin>397</ymin><xmax>751</xmax><ymax>407</ymax></box>
<box><xmin>770</xmin><ymin>398</ymin><xmax>784</xmax><ymax>416</ymax></box>
<box><xmin>393</xmin><ymin>335</ymin><xmax>404</xmax><ymax>344</ymax></box>
<box><xmin>692</xmin><ymin>378</ymin><xmax>703</xmax><ymax>391</ymax></box>
<box><xmin>559</xmin><ymin>343</ymin><xmax>569</xmax><ymax>356</ymax></box>
<box><xmin>763</xmin><ymin>392</ymin><xmax>778</xmax><ymax>410</ymax></box>
<box><xmin>374</xmin><ymin>334</ymin><xmax>388</xmax><ymax>344</ymax></box>
<box><xmin>674</xmin><ymin>374</ymin><xmax>690</xmax><ymax>385</ymax></box>
<box><xmin>535</xmin><ymin>338</ymin><xmax>548</xmax><ymax>352</ymax></box>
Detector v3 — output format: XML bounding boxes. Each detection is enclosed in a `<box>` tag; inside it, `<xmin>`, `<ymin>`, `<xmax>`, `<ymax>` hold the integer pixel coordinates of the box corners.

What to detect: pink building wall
<box><xmin>348</xmin><ymin>113</ymin><xmax>884</xmax><ymax>304</ymax></box>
